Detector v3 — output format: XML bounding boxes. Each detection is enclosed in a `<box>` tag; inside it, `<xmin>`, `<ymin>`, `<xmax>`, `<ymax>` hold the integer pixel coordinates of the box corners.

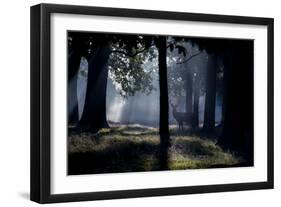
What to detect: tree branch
<box><xmin>176</xmin><ymin>51</ymin><xmax>201</xmax><ymax>64</ymax></box>
<box><xmin>111</xmin><ymin>48</ymin><xmax>147</xmax><ymax>57</ymax></box>
<box><xmin>166</xmin><ymin>41</ymin><xmax>177</xmax><ymax>49</ymax></box>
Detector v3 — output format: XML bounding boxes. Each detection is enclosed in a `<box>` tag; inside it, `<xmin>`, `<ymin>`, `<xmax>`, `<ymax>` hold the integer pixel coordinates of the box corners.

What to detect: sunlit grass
<box><xmin>168</xmin><ymin>136</ymin><xmax>239</xmax><ymax>170</ymax></box>
<box><xmin>68</xmin><ymin>125</ymin><xmax>244</xmax><ymax>174</ymax></box>
<box><xmin>69</xmin><ymin>125</ymin><xmax>159</xmax><ymax>154</ymax></box>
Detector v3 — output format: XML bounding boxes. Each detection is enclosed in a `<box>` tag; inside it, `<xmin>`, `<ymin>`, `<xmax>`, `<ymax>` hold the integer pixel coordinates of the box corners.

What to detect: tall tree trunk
<box><xmin>185</xmin><ymin>69</ymin><xmax>193</xmax><ymax>115</ymax></box>
<box><xmin>203</xmin><ymin>53</ymin><xmax>217</xmax><ymax>131</ymax></box>
<box><xmin>68</xmin><ymin>50</ymin><xmax>81</xmax><ymax>124</ymax></box>
<box><xmin>220</xmin><ymin>52</ymin><xmax>231</xmax><ymax>127</ymax></box>
<box><xmin>192</xmin><ymin>76</ymin><xmax>199</xmax><ymax>128</ymax></box>
<box><xmin>157</xmin><ymin>36</ymin><xmax>170</xmax><ymax>170</ymax></box>
<box><xmin>218</xmin><ymin>42</ymin><xmax>253</xmax><ymax>163</ymax></box>
<box><xmin>79</xmin><ymin>46</ymin><xmax>111</xmax><ymax>131</ymax></box>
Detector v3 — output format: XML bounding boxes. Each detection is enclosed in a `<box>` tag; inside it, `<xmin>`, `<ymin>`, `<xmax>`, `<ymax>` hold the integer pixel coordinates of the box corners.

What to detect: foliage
<box><xmin>69</xmin><ymin>32</ymin><xmax>227</xmax><ymax>104</ymax></box>
<box><xmin>69</xmin><ymin>32</ymin><xmax>158</xmax><ymax>98</ymax></box>
<box><xmin>166</xmin><ymin>41</ymin><xmax>208</xmax><ymax>100</ymax></box>
<box><xmin>167</xmin><ymin>63</ymin><xmax>186</xmax><ymax>98</ymax></box>
<box><xmin>108</xmin><ymin>47</ymin><xmax>156</xmax><ymax>98</ymax></box>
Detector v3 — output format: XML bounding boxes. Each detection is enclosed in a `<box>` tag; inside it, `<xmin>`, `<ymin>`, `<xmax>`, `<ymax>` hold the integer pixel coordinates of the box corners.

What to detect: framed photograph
<box><xmin>30</xmin><ymin>3</ymin><xmax>274</xmax><ymax>203</ymax></box>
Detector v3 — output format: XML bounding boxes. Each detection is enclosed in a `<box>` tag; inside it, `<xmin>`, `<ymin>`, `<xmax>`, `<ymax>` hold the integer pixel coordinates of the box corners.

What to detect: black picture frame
<box><xmin>30</xmin><ymin>3</ymin><xmax>274</xmax><ymax>204</ymax></box>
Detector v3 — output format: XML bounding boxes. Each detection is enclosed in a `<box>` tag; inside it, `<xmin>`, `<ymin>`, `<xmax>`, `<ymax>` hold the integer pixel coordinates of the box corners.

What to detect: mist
<box><xmin>75</xmin><ymin>42</ymin><xmax>223</xmax><ymax>128</ymax></box>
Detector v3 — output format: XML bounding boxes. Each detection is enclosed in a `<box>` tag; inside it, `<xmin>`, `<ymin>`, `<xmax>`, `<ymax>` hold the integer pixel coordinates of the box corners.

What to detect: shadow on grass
<box><xmin>68</xmin><ymin>140</ymin><xmax>160</xmax><ymax>175</ymax></box>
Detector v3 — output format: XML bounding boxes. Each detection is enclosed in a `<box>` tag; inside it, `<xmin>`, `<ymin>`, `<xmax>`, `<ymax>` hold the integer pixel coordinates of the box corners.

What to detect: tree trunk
<box><xmin>203</xmin><ymin>53</ymin><xmax>217</xmax><ymax>131</ymax></box>
<box><xmin>185</xmin><ymin>69</ymin><xmax>193</xmax><ymax>115</ymax></box>
<box><xmin>220</xmin><ymin>52</ymin><xmax>231</xmax><ymax>127</ymax></box>
<box><xmin>79</xmin><ymin>46</ymin><xmax>111</xmax><ymax>131</ymax></box>
<box><xmin>157</xmin><ymin>36</ymin><xmax>170</xmax><ymax>170</ymax></box>
<box><xmin>218</xmin><ymin>42</ymin><xmax>253</xmax><ymax>163</ymax></box>
<box><xmin>68</xmin><ymin>50</ymin><xmax>81</xmax><ymax>124</ymax></box>
<box><xmin>192</xmin><ymin>76</ymin><xmax>199</xmax><ymax>128</ymax></box>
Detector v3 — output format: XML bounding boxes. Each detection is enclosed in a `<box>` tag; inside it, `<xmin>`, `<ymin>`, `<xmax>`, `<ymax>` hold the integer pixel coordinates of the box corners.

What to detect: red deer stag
<box><xmin>171</xmin><ymin>103</ymin><xmax>192</xmax><ymax>131</ymax></box>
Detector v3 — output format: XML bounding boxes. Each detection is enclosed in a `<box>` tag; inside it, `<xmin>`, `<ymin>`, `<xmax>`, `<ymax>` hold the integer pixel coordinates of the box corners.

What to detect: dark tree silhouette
<box><xmin>68</xmin><ymin>33</ymin><xmax>108</xmax><ymax>126</ymax></box>
<box><xmin>192</xmin><ymin>37</ymin><xmax>253</xmax><ymax>158</ymax></box>
<box><xmin>68</xmin><ymin>50</ymin><xmax>81</xmax><ymax>124</ymax></box>
<box><xmin>79</xmin><ymin>46</ymin><xmax>111</xmax><ymax>130</ymax></box>
<box><xmin>156</xmin><ymin>36</ymin><xmax>170</xmax><ymax>170</ymax></box>
<box><xmin>67</xmin><ymin>34</ymin><xmax>85</xmax><ymax>124</ymax></box>
<box><xmin>203</xmin><ymin>53</ymin><xmax>217</xmax><ymax>131</ymax></box>
<box><xmin>218</xmin><ymin>41</ymin><xmax>254</xmax><ymax>162</ymax></box>
<box><xmin>192</xmin><ymin>74</ymin><xmax>200</xmax><ymax>128</ymax></box>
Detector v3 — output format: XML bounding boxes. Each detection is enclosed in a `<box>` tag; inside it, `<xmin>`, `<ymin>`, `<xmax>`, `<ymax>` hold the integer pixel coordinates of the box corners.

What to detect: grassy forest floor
<box><xmin>68</xmin><ymin>124</ymin><xmax>245</xmax><ymax>175</ymax></box>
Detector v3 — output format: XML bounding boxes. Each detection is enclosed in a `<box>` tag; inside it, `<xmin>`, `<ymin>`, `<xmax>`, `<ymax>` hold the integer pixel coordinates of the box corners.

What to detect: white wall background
<box><xmin>0</xmin><ymin>0</ymin><xmax>279</xmax><ymax>206</ymax></box>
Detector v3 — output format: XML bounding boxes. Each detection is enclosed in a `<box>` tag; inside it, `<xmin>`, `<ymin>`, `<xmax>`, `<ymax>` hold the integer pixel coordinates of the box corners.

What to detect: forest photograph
<box><xmin>67</xmin><ymin>31</ymin><xmax>254</xmax><ymax>175</ymax></box>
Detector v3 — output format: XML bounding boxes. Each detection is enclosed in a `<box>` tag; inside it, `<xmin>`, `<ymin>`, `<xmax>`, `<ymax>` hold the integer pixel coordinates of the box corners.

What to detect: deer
<box><xmin>171</xmin><ymin>103</ymin><xmax>192</xmax><ymax>131</ymax></box>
